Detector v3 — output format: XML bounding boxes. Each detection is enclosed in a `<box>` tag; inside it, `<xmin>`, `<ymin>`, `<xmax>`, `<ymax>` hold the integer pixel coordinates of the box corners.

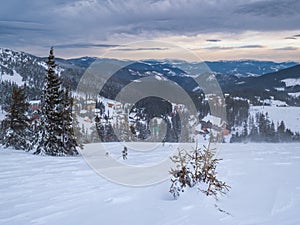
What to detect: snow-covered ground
<box><xmin>250</xmin><ymin>106</ymin><xmax>300</xmax><ymax>132</ymax></box>
<box><xmin>0</xmin><ymin>71</ymin><xmax>24</xmax><ymax>86</ymax></box>
<box><xmin>288</xmin><ymin>92</ymin><xmax>300</xmax><ymax>98</ymax></box>
<box><xmin>1</xmin><ymin>142</ymin><xmax>300</xmax><ymax>225</ymax></box>
<box><xmin>282</xmin><ymin>78</ymin><xmax>300</xmax><ymax>87</ymax></box>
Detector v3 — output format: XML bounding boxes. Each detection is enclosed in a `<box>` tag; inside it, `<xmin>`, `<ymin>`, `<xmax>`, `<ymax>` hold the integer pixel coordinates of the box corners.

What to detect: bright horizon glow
<box><xmin>16</xmin><ymin>30</ymin><xmax>298</xmax><ymax>62</ymax></box>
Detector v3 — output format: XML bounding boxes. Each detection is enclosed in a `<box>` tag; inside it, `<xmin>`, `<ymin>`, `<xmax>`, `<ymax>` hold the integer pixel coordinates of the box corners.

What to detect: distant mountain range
<box><xmin>153</xmin><ymin>59</ymin><xmax>298</xmax><ymax>77</ymax></box>
<box><xmin>217</xmin><ymin>65</ymin><xmax>300</xmax><ymax>105</ymax></box>
<box><xmin>0</xmin><ymin>47</ymin><xmax>300</xmax><ymax>105</ymax></box>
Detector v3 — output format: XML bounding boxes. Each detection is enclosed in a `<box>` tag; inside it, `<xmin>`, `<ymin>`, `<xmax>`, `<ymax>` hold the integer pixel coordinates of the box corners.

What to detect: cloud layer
<box><xmin>1</xmin><ymin>0</ymin><xmax>300</xmax><ymax>60</ymax></box>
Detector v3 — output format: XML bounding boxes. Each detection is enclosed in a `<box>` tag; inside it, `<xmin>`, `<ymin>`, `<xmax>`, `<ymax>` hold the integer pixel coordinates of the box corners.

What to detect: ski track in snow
<box><xmin>1</xmin><ymin>143</ymin><xmax>300</xmax><ymax>225</ymax></box>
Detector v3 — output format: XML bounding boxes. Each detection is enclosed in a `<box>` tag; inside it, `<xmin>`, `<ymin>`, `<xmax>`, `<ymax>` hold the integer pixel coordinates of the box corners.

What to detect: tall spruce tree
<box><xmin>1</xmin><ymin>86</ymin><xmax>31</xmax><ymax>150</ymax></box>
<box><xmin>35</xmin><ymin>48</ymin><xmax>78</xmax><ymax>156</ymax></box>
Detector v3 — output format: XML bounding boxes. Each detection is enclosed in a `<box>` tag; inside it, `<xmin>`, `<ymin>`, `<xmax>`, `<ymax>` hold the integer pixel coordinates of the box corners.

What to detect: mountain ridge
<box><xmin>0</xmin><ymin>47</ymin><xmax>300</xmax><ymax>106</ymax></box>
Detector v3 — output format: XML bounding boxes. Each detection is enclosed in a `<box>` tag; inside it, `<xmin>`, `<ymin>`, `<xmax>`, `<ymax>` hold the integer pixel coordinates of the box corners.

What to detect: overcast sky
<box><xmin>1</xmin><ymin>0</ymin><xmax>300</xmax><ymax>61</ymax></box>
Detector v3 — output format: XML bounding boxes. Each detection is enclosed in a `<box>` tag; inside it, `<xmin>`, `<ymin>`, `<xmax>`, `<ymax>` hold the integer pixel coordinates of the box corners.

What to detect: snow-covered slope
<box><xmin>1</xmin><ymin>70</ymin><xmax>23</xmax><ymax>85</ymax></box>
<box><xmin>282</xmin><ymin>78</ymin><xmax>300</xmax><ymax>87</ymax></box>
<box><xmin>250</xmin><ymin>106</ymin><xmax>300</xmax><ymax>132</ymax></box>
<box><xmin>1</xmin><ymin>142</ymin><xmax>300</xmax><ymax>225</ymax></box>
<box><xmin>0</xmin><ymin>48</ymin><xmax>84</xmax><ymax>94</ymax></box>
<box><xmin>0</xmin><ymin>48</ymin><xmax>38</xmax><ymax>86</ymax></box>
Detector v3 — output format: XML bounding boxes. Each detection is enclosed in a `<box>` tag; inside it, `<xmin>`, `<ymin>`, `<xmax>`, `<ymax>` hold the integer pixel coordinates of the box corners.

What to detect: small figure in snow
<box><xmin>122</xmin><ymin>147</ymin><xmax>128</xmax><ymax>160</ymax></box>
<box><xmin>162</xmin><ymin>138</ymin><xmax>166</xmax><ymax>147</ymax></box>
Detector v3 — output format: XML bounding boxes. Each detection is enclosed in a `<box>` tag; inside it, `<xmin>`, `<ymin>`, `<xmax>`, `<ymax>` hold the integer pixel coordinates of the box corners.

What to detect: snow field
<box><xmin>1</xmin><ymin>142</ymin><xmax>300</xmax><ymax>225</ymax></box>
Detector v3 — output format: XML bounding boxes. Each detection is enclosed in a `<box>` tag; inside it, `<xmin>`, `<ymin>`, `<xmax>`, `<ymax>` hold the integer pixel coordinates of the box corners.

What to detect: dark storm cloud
<box><xmin>237</xmin><ymin>45</ymin><xmax>265</xmax><ymax>49</ymax></box>
<box><xmin>1</xmin><ymin>0</ymin><xmax>300</xmax><ymax>53</ymax></box>
<box><xmin>236</xmin><ymin>0</ymin><xmax>300</xmax><ymax>17</ymax></box>
<box><xmin>203</xmin><ymin>45</ymin><xmax>264</xmax><ymax>50</ymax></box>
<box><xmin>284</xmin><ymin>37</ymin><xmax>297</xmax><ymax>40</ymax></box>
<box><xmin>0</xmin><ymin>20</ymin><xmax>45</xmax><ymax>32</ymax></box>
<box><xmin>233</xmin><ymin>0</ymin><xmax>300</xmax><ymax>31</ymax></box>
<box><xmin>285</xmin><ymin>34</ymin><xmax>300</xmax><ymax>39</ymax></box>
<box><xmin>206</xmin><ymin>39</ymin><xmax>221</xmax><ymax>42</ymax></box>
<box><xmin>0</xmin><ymin>20</ymin><xmax>47</xmax><ymax>43</ymax></box>
<box><xmin>274</xmin><ymin>47</ymin><xmax>298</xmax><ymax>51</ymax></box>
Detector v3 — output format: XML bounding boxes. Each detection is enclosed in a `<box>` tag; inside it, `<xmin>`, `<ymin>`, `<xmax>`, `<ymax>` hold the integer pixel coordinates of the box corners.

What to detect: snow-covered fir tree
<box><xmin>0</xmin><ymin>86</ymin><xmax>31</xmax><ymax>150</ymax></box>
<box><xmin>61</xmin><ymin>88</ymin><xmax>80</xmax><ymax>154</ymax></box>
<box><xmin>34</xmin><ymin>48</ymin><xmax>78</xmax><ymax>156</ymax></box>
<box><xmin>71</xmin><ymin>103</ymin><xmax>84</xmax><ymax>148</ymax></box>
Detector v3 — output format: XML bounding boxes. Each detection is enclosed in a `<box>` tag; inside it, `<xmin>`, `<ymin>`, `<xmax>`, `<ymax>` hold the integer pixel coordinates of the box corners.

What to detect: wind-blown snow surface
<box><xmin>1</xmin><ymin>143</ymin><xmax>300</xmax><ymax>225</ymax></box>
